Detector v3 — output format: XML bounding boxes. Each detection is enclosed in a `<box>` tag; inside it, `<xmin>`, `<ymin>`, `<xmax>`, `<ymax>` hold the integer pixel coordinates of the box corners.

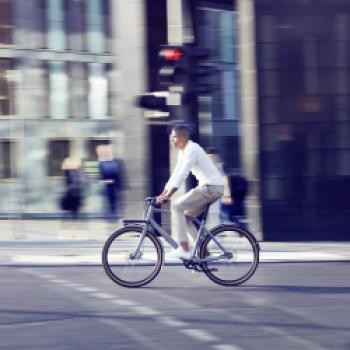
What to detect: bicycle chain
<box><xmin>183</xmin><ymin>260</ymin><xmax>205</xmax><ymax>272</ymax></box>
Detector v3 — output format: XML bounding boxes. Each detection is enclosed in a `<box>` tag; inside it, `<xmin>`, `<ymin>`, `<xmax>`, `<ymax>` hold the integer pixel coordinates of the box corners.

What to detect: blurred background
<box><xmin>0</xmin><ymin>0</ymin><xmax>350</xmax><ymax>241</ymax></box>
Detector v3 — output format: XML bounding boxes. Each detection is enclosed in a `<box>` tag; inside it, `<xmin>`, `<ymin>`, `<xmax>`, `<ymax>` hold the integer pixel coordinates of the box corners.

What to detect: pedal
<box><xmin>193</xmin><ymin>265</ymin><xmax>203</xmax><ymax>272</ymax></box>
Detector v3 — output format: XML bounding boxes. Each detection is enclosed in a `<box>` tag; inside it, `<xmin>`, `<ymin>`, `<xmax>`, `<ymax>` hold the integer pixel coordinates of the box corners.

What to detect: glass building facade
<box><xmin>0</xmin><ymin>0</ymin><xmax>119</xmax><ymax>217</ymax></box>
<box><xmin>255</xmin><ymin>0</ymin><xmax>350</xmax><ymax>240</ymax></box>
<box><xmin>195</xmin><ymin>2</ymin><xmax>240</xmax><ymax>170</ymax></box>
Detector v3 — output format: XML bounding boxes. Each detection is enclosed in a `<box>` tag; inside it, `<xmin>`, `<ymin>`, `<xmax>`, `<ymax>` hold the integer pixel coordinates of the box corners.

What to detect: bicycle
<box><xmin>102</xmin><ymin>197</ymin><xmax>260</xmax><ymax>288</ymax></box>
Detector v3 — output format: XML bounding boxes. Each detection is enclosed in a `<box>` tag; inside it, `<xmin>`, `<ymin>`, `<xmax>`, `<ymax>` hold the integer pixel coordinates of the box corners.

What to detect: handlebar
<box><xmin>145</xmin><ymin>197</ymin><xmax>156</xmax><ymax>205</ymax></box>
<box><xmin>145</xmin><ymin>196</ymin><xmax>169</xmax><ymax>206</ymax></box>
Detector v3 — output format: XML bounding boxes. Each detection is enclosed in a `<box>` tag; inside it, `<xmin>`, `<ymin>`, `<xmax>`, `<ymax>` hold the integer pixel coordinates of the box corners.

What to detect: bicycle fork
<box><xmin>129</xmin><ymin>226</ymin><xmax>148</xmax><ymax>260</ymax></box>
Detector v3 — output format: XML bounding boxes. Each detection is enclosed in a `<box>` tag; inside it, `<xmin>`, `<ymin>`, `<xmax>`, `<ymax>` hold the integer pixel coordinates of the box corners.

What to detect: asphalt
<box><xmin>0</xmin><ymin>219</ymin><xmax>349</xmax><ymax>266</ymax></box>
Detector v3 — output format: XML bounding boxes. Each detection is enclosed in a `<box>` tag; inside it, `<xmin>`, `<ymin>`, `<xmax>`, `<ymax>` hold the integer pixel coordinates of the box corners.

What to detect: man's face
<box><xmin>170</xmin><ymin>130</ymin><xmax>183</xmax><ymax>149</ymax></box>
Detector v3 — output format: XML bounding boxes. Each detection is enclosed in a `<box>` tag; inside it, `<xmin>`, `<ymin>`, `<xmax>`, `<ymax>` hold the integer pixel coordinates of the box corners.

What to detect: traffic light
<box><xmin>136</xmin><ymin>92</ymin><xmax>168</xmax><ymax>112</ymax></box>
<box><xmin>158</xmin><ymin>45</ymin><xmax>187</xmax><ymax>86</ymax></box>
<box><xmin>187</xmin><ymin>45</ymin><xmax>215</xmax><ymax>96</ymax></box>
<box><xmin>157</xmin><ymin>44</ymin><xmax>216</xmax><ymax>99</ymax></box>
<box><xmin>136</xmin><ymin>45</ymin><xmax>215</xmax><ymax>114</ymax></box>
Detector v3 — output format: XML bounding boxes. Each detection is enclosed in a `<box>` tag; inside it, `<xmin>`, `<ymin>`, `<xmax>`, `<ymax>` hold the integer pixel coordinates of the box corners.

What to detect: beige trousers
<box><xmin>172</xmin><ymin>185</ymin><xmax>224</xmax><ymax>244</ymax></box>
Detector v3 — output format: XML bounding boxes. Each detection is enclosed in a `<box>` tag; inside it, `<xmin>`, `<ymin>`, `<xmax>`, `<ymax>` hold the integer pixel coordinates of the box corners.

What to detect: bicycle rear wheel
<box><xmin>102</xmin><ymin>226</ymin><xmax>163</xmax><ymax>288</ymax></box>
<box><xmin>199</xmin><ymin>225</ymin><xmax>259</xmax><ymax>286</ymax></box>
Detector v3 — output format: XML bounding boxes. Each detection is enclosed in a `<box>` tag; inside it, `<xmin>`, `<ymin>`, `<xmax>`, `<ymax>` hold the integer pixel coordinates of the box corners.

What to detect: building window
<box><xmin>102</xmin><ymin>0</ymin><xmax>112</xmax><ymax>52</ymax></box>
<box><xmin>0</xmin><ymin>0</ymin><xmax>12</xmax><ymax>45</ymax></box>
<box><xmin>196</xmin><ymin>7</ymin><xmax>238</xmax><ymax>121</ymax></box>
<box><xmin>222</xmin><ymin>70</ymin><xmax>237</xmax><ymax>120</ymax></box>
<box><xmin>0</xmin><ymin>140</ymin><xmax>16</xmax><ymax>179</ymax></box>
<box><xmin>24</xmin><ymin>60</ymin><xmax>49</xmax><ymax>118</ymax></box>
<box><xmin>47</xmin><ymin>139</ymin><xmax>70</xmax><ymax>176</ymax></box>
<box><xmin>88</xmin><ymin>63</ymin><xmax>108</xmax><ymax>118</ymax></box>
<box><xmin>69</xmin><ymin>62</ymin><xmax>88</xmax><ymax>118</ymax></box>
<box><xmin>65</xmin><ymin>0</ymin><xmax>86</xmax><ymax>51</ymax></box>
<box><xmin>0</xmin><ymin>58</ymin><xmax>13</xmax><ymax>116</ymax></box>
<box><xmin>49</xmin><ymin>61</ymin><xmax>68</xmax><ymax>118</ymax></box>
<box><xmin>47</xmin><ymin>0</ymin><xmax>66</xmax><ymax>50</ymax></box>
<box><xmin>36</xmin><ymin>0</ymin><xmax>47</xmax><ymax>49</ymax></box>
<box><xmin>14</xmin><ymin>0</ymin><xmax>47</xmax><ymax>49</ymax></box>
<box><xmin>106</xmin><ymin>63</ymin><xmax>115</xmax><ymax>116</ymax></box>
<box><xmin>86</xmin><ymin>0</ymin><xmax>104</xmax><ymax>53</ymax></box>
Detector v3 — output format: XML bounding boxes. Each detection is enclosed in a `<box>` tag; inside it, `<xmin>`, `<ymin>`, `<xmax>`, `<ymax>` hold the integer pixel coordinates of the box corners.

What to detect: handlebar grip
<box><xmin>145</xmin><ymin>197</ymin><xmax>156</xmax><ymax>205</ymax></box>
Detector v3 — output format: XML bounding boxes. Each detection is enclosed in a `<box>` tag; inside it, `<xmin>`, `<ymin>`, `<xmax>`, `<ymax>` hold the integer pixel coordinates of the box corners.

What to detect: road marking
<box><xmin>74</xmin><ymin>286</ymin><xmax>99</xmax><ymax>293</ymax></box>
<box><xmin>90</xmin><ymin>292</ymin><xmax>115</xmax><ymax>299</ymax></box>
<box><xmin>39</xmin><ymin>273</ymin><xmax>55</xmax><ymax>279</ymax></box>
<box><xmin>260</xmin><ymin>325</ymin><xmax>329</xmax><ymax>350</ymax></box>
<box><xmin>155</xmin><ymin>315</ymin><xmax>189</xmax><ymax>327</ymax></box>
<box><xmin>21</xmin><ymin>269</ymin><xmax>38</xmax><ymax>275</ymax></box>
<box><xmin>142</xmin><ymin>288</ymin><xmax>199</xmax><ymax>309</ymax></box>
<box><xmin>246</xmin><ymin>297</ymin><xmax>267</xmax><ymax>306</ymax></box>
<box><xmin>236</xmin><ymin>293</ymin><xmax>331</xmax><ymax>350</ymax></box>
<box><xmin>62</xmin><ymin>282</ymin><xmax>83</xmax><ymax>288</ymax></box>
<box><xmin>21</xmin><ymin>269</ymin><xmax>323</xmax><ymax>350</ymax></box>
<box><xmin>180</xmin><ymin>329</ymin><xmax>219</xmax><ymax>342</ymax></box>
<box><xmin>210</xmin><ymin>306</ymin><xmax>329</xmax><ymax>350</ymax></box>
<box><xmin>130</xmin><ymin>306</ymin><xmax>162</xmax><ymax>316</ymax></box>
<box><xmin>49</xmin><ymin>278</ymin><xmax>67</xmax><ymax>284</ymax></box>
<box><xmin>99</xmin><ymin>319</ymin><xmax>160</xmax><ymax>350</ymax></box>
<box><xmin>111</xmin><ymin>299</ymin><xmax>139</xmax><ymax>307</ymax></box>
<box><xmin>213</xmin><ymin>345</ymin><xmax>243</xmax><ymax>350</ymax></box>
<box><xmin>20</xmin><ymin>270</ymin><xmax>242</xmax><ymax>349</ymax></box>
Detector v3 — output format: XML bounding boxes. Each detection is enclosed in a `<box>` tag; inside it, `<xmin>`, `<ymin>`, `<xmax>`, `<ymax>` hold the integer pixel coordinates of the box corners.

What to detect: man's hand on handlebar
<box><xmin>156</xmin><ymin>187</ymin><xmax>178</xmax><ymax>205</ymax></box>
<box><xmin>156</xmin><ymin>194</ymin><xmax>169</xmax><ymax>205</ymax></box>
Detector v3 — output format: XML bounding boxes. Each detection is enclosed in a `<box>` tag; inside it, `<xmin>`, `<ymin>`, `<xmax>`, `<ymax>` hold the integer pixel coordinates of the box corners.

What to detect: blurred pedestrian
<box><xmin>205</xmin><ymin>147</ymin><xmax>230</xmax><ymax>177</ymax></box>
<box><xmin>221</xmin><ymin>169</ymin><xmax>249</xmax><ymax>228</ymax></box>
<box><xmin>96</xmin><ymin>144</ymin><xmax>124</xmax><ymax>220</ymax></box>
<box><xmin>59</xmin><ymin>157</ymin><xmax>84</xmax><ymax>219</ymax></box>
<box><xmin>206</xmin><ymin>148</ymin><xmax>249</xmax><ymax>228</ymax></box>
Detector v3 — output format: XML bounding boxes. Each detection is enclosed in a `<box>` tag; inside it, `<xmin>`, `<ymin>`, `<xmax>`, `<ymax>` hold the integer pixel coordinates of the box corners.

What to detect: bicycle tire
<box><xmin>102</xmin><ymin>226</ymin><xmax>164</xmax><ymax>288</ymax></box>
<box><xmin>199</xmin><ymin>225</ymin><xmax>259</xmax><ymax>286</ymax></box>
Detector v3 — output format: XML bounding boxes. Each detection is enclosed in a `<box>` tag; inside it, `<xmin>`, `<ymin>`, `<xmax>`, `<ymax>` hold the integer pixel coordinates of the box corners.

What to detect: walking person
<box><xmin>220</xmin><ymin>169</ymin><xmax>249</xmax><ymax>228</ymax></box>
<box><xmin>96</xmin><ymin>144</ymin><xmax>124</xmax><ymax>220</ymax></box>
<box><xmin>156</xmin><ymin>125</ymin><xmax>224</xmax><ymax>259</ymax></box>
<box><xmin>60</xmin><ymin>157</ymin><xmax>84</xmax><ymax>219</ymax></box>
<box><xmin>206</xmin><ymin>148</ymin><xmax>249</xmax><ymax>228</ymax></box>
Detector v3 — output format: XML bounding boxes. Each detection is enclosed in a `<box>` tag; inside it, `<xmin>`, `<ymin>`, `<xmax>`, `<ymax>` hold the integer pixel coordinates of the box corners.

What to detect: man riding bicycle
<box><xmin>156</xmin><ymin>125</ymin><xmax>224</xmax><ymax>259</ymax></box>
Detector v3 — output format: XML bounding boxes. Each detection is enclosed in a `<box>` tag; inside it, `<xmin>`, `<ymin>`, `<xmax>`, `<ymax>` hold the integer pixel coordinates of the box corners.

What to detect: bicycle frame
<box><xmin>124</xmin><ymin>200</ymin><xmax>231</xmax><ymax>263</ymax></box>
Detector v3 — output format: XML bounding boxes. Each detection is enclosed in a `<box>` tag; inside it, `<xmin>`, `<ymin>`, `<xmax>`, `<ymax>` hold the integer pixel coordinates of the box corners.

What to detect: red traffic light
<box><xmin>159</xmin><ymin>48</ymin><xmax>184</xmax><ymax>61</ymax></box>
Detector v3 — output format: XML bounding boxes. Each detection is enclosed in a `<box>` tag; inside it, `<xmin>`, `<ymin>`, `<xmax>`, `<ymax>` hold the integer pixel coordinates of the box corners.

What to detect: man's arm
<box><xmin>156</xmin><ymin>145</ymin><xmax>195</xmax><ymax>204</ymax></box>
<box><xmin>156</xmin><ymin>187</ymin><xmax>178</xmax><ymax>204</ymax></box>
<box><xmin>168</xmin><ymin>149</ymin><xmax>195</xmax><ymax>189</ymax></box>
<box><xmin>163</xmin><ymin>151</ymin><xmax>183</xmax><ymax>194</ymax></box>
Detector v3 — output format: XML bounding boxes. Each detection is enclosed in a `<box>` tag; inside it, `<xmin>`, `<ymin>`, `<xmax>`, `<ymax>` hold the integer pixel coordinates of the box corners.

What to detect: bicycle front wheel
<box><xmin>199</xmin><ymin>225</ymin><xmax>259</xmax><ymax>286</ymax></box>
<box><xmin>102</xmin><ymin>226</ymin><xmax>164</xmax><ymax>288</ymax></box>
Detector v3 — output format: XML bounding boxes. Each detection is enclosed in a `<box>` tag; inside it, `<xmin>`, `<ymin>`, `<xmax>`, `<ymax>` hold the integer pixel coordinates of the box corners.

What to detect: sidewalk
<box><xmin>0</xmin><ymin>219</ymin><xmax>349</xmax><ymax>266</ymax></box>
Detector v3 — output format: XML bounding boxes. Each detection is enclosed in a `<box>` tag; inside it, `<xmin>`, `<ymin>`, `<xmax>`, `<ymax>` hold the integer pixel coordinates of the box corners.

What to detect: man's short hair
<box><xmin>172</xmin><ymin>125</ymin><xmax>191</xmax><ymax>138</ymax></box>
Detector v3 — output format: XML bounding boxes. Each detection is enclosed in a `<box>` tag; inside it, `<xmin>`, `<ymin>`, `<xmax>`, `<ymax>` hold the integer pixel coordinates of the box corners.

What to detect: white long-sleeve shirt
<box><xmin>165</xmin><ymin>140</ymin><xmax>224</xmax><ymax>190</ymax></box>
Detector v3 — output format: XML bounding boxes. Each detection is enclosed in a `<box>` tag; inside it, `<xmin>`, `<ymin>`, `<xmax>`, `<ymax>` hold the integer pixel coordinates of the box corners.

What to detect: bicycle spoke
<box><xmin>200</xmin><ymin>225</ymin><xmax>259</xmax><ymax>286</ymax></box>
<box><xmin>102</xmin><ymin>227</ymin><xmax>163</xmax><ymax>287</ymax></box>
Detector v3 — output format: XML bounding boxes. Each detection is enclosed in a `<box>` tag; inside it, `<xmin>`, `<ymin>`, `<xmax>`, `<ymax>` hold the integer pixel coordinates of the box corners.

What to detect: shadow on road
<box><xmin>0</xmin><ymin>308</ymin><xmax>151</xmax><ymax>325</ymax></box>
<box><xmin>1</xmin><ymin>308</ymin><xmax>350</xmax><ymax>333</ymax></box>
